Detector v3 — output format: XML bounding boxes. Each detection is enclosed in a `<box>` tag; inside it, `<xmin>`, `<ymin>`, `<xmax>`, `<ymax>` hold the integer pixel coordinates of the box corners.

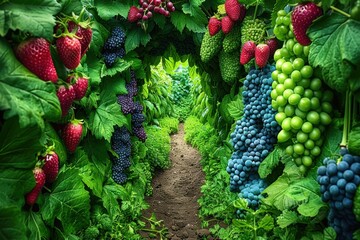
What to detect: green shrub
<box><xmin>144</xmin><ymin>126</ymin><xmax>171</xmax><ymax>170</ymax></box>
<box><xmin>159</xmin><ymin>117</ymin><xmax>179</xmax><ymax>134</ymax></box>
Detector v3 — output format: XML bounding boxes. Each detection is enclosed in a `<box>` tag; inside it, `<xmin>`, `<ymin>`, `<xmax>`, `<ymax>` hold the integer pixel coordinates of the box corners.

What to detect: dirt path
<box><xmin>141</xmin><ymin>123</ymin><xmax>211</xmax><ymax>240</ymax></box>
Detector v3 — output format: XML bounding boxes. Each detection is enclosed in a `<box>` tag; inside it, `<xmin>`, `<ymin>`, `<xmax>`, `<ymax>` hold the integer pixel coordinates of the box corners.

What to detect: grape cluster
<box><xmin>102</xmin><ymin>27</ymin><xmax>126</xmax><ymax>67</ymax></box>
<box><xmin>273</xmin><ymin>10</ymin><xmax>292</xmax><ymax>41</ymax></box>
<box><xmin>111</xmin><ymin>126</ymin><xmax>131</xmax><ymax>184</ymax></box>
<box><xmin>227</xmin><ymin>65</ymin><xmax>280</xmax><ymax>209</ymax></box>
<box><xmin>132</xmin><ymin>102</ymin><xmax>147</xmax><ymax>142</ymax></box>
<box><xmin>117</xmin><ymin>72</ymin><xmax>138</xmax><ymax>114</ymax></box>
<box><xmin>317</xmin><ymin>149</ymin><xmax>360</xmax><ymax>239</ymax></box>
<box><xmin>132</xmin><ymin>0</ymin><xmax>175</xmax><ymax>22</ymax></box>
<box><xmin>271</xmin><ymin>10</ymin><xmax>333</xmax><ymax>173</ymax></box>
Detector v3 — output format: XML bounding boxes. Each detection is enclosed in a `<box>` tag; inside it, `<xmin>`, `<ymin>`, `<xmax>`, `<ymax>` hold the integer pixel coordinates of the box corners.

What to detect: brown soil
<box><xmin>140</xmin><ymin>123</ymin><xmax>212</xmax><ymax>240</ymax></box>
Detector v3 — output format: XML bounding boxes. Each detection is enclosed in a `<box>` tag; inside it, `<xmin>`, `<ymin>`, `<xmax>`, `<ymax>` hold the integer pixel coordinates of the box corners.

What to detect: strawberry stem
<box><xmin>330</xmin><ymin>5</ymin><xmax>351</xmax><ymax>18</ymax></box>
<box><xmin>253</xmin><ymin>3</ymin><xmax>259</xmax><ymax>20</ymax></box>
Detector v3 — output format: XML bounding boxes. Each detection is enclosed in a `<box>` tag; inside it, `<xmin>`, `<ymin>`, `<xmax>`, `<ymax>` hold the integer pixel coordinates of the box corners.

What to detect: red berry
<box><xmin>208</xmin><ymin>17</ymin><xmax>222</xmax><ymax>36</ymax></box>
<box><xmin>62</xmin><ymin>120</ymin><xmax>83</xmax><ymax>153</ymax></box>
<box><xmin>255</xmin><ymin>43</ymin><xmax>270</xmax><ymax>68</ymax></box>
<box><xmin>25</xmin><ymin>167</ymin><xmax>46</xmax><ymax>206</ymax></box>
<box><xmin>128</xmin><ymin>6</ymin><xmax>141</xmax><ymax>22</ymax></box>
<box><xmin>57</xmin><ymin>84</ymin><xmax>75</xmax><ymax>116</ymax></box>
<box><xmin>41</xmin><ymin>151</ymin><xmax>59</xmax><ymax>184</ymax></box>
<box><xmin>15</xmin><ymin>38</ymin><xmax>58</xmax><ymax>83</ymax></box>
<box><xmin>68</xmin><ymin>21</ymin><xmax>93</xmax><ymax>57</ymax></box>
<box><xmin>56</xmin><ymin>36</ymin><xmax>82</xmax><ymax>69</ymax></box>
<box><xmin>225</xmin><ymin>0</ymin><xmax>246</xmax><ymax>22</ymax></box>
<box><xmin>221</xmin><ymin>15</ymin><xmax>234</xmax><ymax>34</ymax></box>
<box><xmin>240</xmin><ymin>41</ymin><xmax>256</xmax><ymax>65</ymax></box>
<box><xmin>265</xmin><ymin>38</ymin><xmax>279</xmax><ymax>59</ymax></box>
<box><xmin>292</xmin><ymin>2</ymin><xmax>322</xmax><ymax>46</ymax></box>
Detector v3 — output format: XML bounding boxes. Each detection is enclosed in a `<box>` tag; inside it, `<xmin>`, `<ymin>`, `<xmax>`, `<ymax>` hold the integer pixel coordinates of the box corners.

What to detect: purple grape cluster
<box><xmin>135</xmin><ymin>0</ymin><xmax>175</xmax><ymax>22</ymax></box>
<box><xmin>132</xmin><ymin>101</ymin><xmax>147</xmax><ymax>142</ymax></box>
<box><xmin>117</xmin><ymin>72</ymin><xmax>139</xmax><ymax>114</ymax></box>
<box><xmin>102</xmin><ymin>27</ymin><xmax>126</xmax><ymax>67</ymax></box>
<box><xmin>111</xmin><ymin>126</ymin><xmax>131</xmax><ymax>184</ymax></box>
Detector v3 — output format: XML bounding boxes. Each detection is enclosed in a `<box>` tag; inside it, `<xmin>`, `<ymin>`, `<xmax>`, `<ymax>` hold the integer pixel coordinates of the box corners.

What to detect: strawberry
<box><xmin>67</xmin><ymin>75</ymin><xmax>89</xmax><ymax>100</ymax></box>
<box><xmin>240</xmin><ymin>41</ymin><xmax>256</xmax><ymax>65</ymax></box>
<box><xmin>255</xmin><ymin>43</ymin><xmax>270</xmax><ymax>68</ymax></box>
<box><xmin>208</xmin><ymin>17</ymin><xmax>222</xmax><ymax>36</ymax></box>
<box><xmin>68</xmin><ymin>21</ymin><xmax>92</xmax><ymax>57</ymax></box>
<box><xmin>292</xmin><ymin>2</ymin><xmax>322</xmax><ymax>46</ymax></box>
<box><xmin>265</xmin><ymin>38</ymin><xmax>279</xmax><ymax>59</ymax></box>
<box><xmin>225</xmin><ymin>0</ymin><xmax>246</xmax><ymax>22</ymax></box>
<box><xmin>221</xmin><ymin>15</ymin><xmax>234</xmax><ymax>34</ymax></box>
<box><xmin>57</xmin><ymin>84</ymin><xmax>75</xmax><ymax>116</ymax></box>
<box><xmin>56</xmin><ymin>36</ymin><xmax>81</xmax><ymax>69</ymax></box>
<box><xmin>62</xmin><ymin>120</ymin><xmax>83</xmax><ymax>153</ymax></box>
<box><xmin>25</xmin><ymin>167</ymin><xmax>46</xmax><ymax>206</ymax></box>
<box><xmin>15</xmin><ymin>38</ymin><xmax>58</xmax><ymax>83</ymax></box>
<box><xmin>41</xmin><ymin>151</ymin><xmax>59</xmax><ymax>184</ymax></box>
<box><xmin>128</xmin><ymin>6</ymin><xmax>141</xmax><ymax>23</ymax></box>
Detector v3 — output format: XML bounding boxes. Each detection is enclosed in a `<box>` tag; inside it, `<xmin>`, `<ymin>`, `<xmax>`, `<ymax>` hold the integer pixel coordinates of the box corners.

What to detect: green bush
<box><xmin>159</xmin><ymin>117</ymin><xmax>179</xmax><ymax>134</ymax></box>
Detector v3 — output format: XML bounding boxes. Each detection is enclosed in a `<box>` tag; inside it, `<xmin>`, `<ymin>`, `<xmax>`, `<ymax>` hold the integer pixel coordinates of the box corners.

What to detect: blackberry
<box><xmin>112</xmin><ymin>168</ymin><xmax>127</xmax><ymax>184</ymax></box>
<box><xmin>112</xmin><ymin>26</ymin><xmax>126</xmax><ymax>44</ymax></box>
<box><xmin>103</xmin><ymin>52</ymin><xmax>117</xmax><ymax>67</ymax></box>
<box><xmin>115</xmin><ymin>47</ymin><xmax>126</xmax><ymax>59</ymax></box>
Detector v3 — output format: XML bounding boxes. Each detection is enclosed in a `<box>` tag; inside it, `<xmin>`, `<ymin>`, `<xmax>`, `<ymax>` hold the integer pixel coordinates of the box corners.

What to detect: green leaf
<box><xmin>0</xmin><ymin>194</ymin><xmax>27</xmax><ymax>240</ymax></box>
<box><xmin>41</xmin><ymin>168</ymin><xmax>90</xmax><ymax>234</ymax></box>
<box><xmin>87</xmin><ymin>21</ymin><xmax>108</xmax><ymax>57</ymax></box>
<box><xmin>0</xmin><ymin>0</ymin><xmax>61</xmax><ymax>39</ymax></box>
<box><xmin>258</xmin><ymin>214</ymin><xmax>274</xmax><ymax>231</ymax></box>
<box><xmin>88</xmin><ymin>92</ymin><xmax>128</xmax><ymax>142</ymax></box>
<box><xmin>102</xmin><ymin>183</ymin><xmax>127</xmax><ymax>218</ymax></box>
<box><xmin>94</xmin><ymin>0</ymin><xmax>129</xmax><ymax>20</ymax></box>
<box><xmin>0</xmin><ymin>118</ymin><xmax>42</xmax><ymax>169</ymax></box>
<box><xmin>125</xmin><ymin>28</ymin><xmax>151</xmax><ymax>52</ymax></box>
<box><xmin>44</xmin><ymin>122</ymin><xmax>67</xmax><ymax>166</ymax></box>
<box><xmin>100</xmin><ymin>59</ymin><xmax>132</xmax><ymax>78</ymax></box>
<box><xmin>323</xmin><ymin>227</ymin><xmax>337</xmax><ymax>240</ymax></box>
<box><xmin>0</xmin><ymin>39</ymin><xmax>61</xmax><ymax>128</ymax></box>
<box><xmin>233</xmin><ymin>198</ymin><xmax>250</xmax><ymax>210</ymax></box>
<box><xmin>348</xmin><ymin>125</ymin><xmax>360</xmax><ymax>156</ymax></box>
<box><xmin>170</xmin><ymin>10</ymin><xmax>206</xmax><ymax>33</ymax></box>
<box><xmin>258</xmin><ymin>147</ymin><xmax>281</xmax><ymax>178</ymax></box>
<box><xmin>57</xmin><ymin>0</ymin><xmax>83</xmax><ymax>16</ymax></box>
<box><xmin>277</xmin><ymin>210</ymin><xmax>299</xmax><ymax>228</ymax></box>
<box><xmin>227</xmin><ymin>93</ymin><xmax>244</xmax><ymax>121</ymax></box>
<box><xmin>308</xmin><ymin>14</ymin><xmax>360</xmax><ymax>92</ymax></box>
<box><xmin>26</xmin><ymin>211</ymin><xmax>49</xmax><ymax>240</ymax></box>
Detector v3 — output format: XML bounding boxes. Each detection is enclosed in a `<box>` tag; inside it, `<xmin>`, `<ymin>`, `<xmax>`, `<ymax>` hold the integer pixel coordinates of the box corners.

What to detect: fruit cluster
<box><xmin>102</xmin><ymin>26</ymin><xmax>126</xmax><ymax>68</ymax></box>
<box><xmin>240</xmin><ymin>39</ymin><xmax>278</xmax><ymax>69</ymax></box>
<box><xmin>128</xmin><ymin>0</ymin><xmax>175</xmax><ymax>24</ymax></box>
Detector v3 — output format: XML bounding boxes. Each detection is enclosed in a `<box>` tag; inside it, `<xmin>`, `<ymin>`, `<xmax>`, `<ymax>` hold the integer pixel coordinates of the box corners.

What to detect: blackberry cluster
<box><xmin>132</xmin><ymin>102</ymin><xmax>147</xmax><ymax>142</ymax></box>
<box><xmin>111</xmin><ymin>126</ymin><xmax>131</xmax><ymax>184</ymax></box>
<box><xmin>102</xmin><ymin>26</ymin><xmax>126</xmax><ymax>67</ymax></box>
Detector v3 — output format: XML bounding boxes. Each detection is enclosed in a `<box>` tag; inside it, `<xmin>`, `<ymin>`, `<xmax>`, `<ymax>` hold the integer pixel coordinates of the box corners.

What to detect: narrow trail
<box><xmin>141</xmin><ymin>123</ymin><xmax>211</xmax><ymax>240</ymax></box>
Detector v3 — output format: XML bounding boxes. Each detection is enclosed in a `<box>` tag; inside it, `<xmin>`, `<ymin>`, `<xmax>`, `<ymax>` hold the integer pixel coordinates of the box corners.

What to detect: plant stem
<box><xmin>253</xmin><ymin>3</ymin><xmax>259</xmax><ymax>21</ymax></box>
<box><xmin>330</xmin><ymin>6</ymin><xmax>351</xmax><ymax>18</ymax></box>
<box><xmin>340</xmin><ymin>90</ymin><xmax>350</xmax><ymax>148</ymax></box>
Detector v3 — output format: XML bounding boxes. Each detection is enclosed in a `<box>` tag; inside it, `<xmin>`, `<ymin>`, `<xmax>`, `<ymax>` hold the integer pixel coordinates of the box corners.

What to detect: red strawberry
<box><xmin>240</xmin><ymin>41</ymin><xmax>256</xmax><ymax>65</ymax></box>
<box><xmin>128</xmin><ymin>6</ymin><xmax>141</xmax><ymax>23</ymax></box>
<box><xmin>208</xmin><ymin>17</ymin><xmax>222</xmax><ymax>36</ymax></box>
<box><xmin>25</xmin><ymin>167</ymin><xmax>46</xmax><ymax>206</ymax></box>
<box><xmin>62</xmin><ymin>120</ymin><xmax>83</xmax><ymax>153</ymax></box>
<box><xmin>56</xmin><ymin>36</ymin><xmax>81</xmax><ymax>69</ymax></box>
<box><xmin>221</xmin><ymin>15</ymin><xmax>234</xmax><ymax>34</ymax></box>
<box><xmin>292</xmin><ymin>2</ymin><xmax>322</xmax><ymax>46</ymax></box>
<box><xmin>57</xmin><ymin>84</ymin><xmax>75</xmax><ymax>116</ymax></box>
<box><xmin>265</xmin><ymin>38</ymin><xmax>279</xmax><ymax>59</ymax></box>
<box><xmin>255</xmin><ymin>43</ymin><xmax>270</xmax><ymax>68</ymax></box>
<box><xmin>68</xmin><ymin>21</ymin><xmax>92</xmax><ymax>57</ymax></box>
<box><xmin>67</xmin><ymin>75</ymin><xmax>89</xmax><ymax>100</ymax></box>
<box><xmin>41</xmin><ymin>151</ymin><xmax>59</xmax><ymax>183</ymax></box>
<box><xmin>15</xmin><ymin>38</ymin><xmax>58</xmax><ymax>83</ymax></box>
<box><xmin>225</xmin><ymin>0</ymin><xmax>246</xmax><ymax>22</ymax></box>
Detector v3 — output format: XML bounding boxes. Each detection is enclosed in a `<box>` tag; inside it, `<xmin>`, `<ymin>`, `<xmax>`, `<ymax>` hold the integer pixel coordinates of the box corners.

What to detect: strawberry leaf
<box><xmin>308</xmin><ymin>14</ymin><xmax>360</xmax><ymax>92</ymax></box>
<box><xmin>0</xmin><ymin>39</ymin><xmax>61</xmax><ymax>128</ymax></box>
<box><xmin>41</xmin><ymin>168</ymin><xmax>90</xmax><ymax>234</ymax></box>
<box><xmin>0</xmin><ymin>0</ymin><xmax>61</xmax><ymax>39</ymax></box>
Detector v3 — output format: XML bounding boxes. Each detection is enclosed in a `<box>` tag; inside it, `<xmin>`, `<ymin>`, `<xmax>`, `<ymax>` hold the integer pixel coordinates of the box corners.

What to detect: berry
<box><xmin>71</xmin><ymin>76</ymin><xmax>89</xmax><ymax>100</ymax></box>
<box><xmin>208</xmin><ymin>17</ymin><xmax>221</xmax><ymax>36</ymax></box>
<box><xmin>225</xmin><ymin>0</ymin><xmax>246</xmax><ymax>22</ymax></box>
<box><xmin>56</xmin><ymin>36</ymin><xmax>82</xmax><ymax>69</ymax></box>
<box><xmin>25</xmin><ymin>167</ymin><xmax>46</xmax><ymax>206</ymax></box>
<box><xmin>15</xmin><ymin>38</ymin><xmax>58</xmax><ymax>83</ymax></box>
<box><xmin>41</xmin><ymin>151</ymin><xmax>59</xmax><ymax>183</ymax></box>
<box><xmin>266</xmin><ymin>38</ymin><xmax>279</xmax><ymax>59</ymax></box>
<box><xmin>62</xmin><ymin>120</ymin><xmax>83</xmax><ymax>153</ymax></box>
<box><xmin>240</xmin><ymin>41</ymin><xmax>256</xmax><ymax>65</ymax></box>
<box><xmin>57</xmin><ymin>85</ymin><xmax>75</xmax><ymax>117</ymax></box>
<box><xmin>128</xmin><ymin>6</ymin><xmax>141</xmax><ymax>22</ymax></box>
<box><xmin>255</xmin><ymin>44</ymin><xmax>270</xmax><ymax>68</ymax></box>
<box><xmin>221</xmin><ymin>15</ymin><xmax>234</xmax><ymax>34</ymax></box>
<box><xmin>292</xmin><ymin>2</ymin><xmax>322</xmax><ymax>46</ymax></box>
<box><xmin>68</xmin><ymin>21</ymin><xmax>92</xmax><ymax>57</ymax></box>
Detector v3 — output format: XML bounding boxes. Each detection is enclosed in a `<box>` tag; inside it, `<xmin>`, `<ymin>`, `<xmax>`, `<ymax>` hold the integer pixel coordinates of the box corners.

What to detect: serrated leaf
<box><xmin>277</xmin><ymin>210</ymin><xmax>299</xmax><ymax>228</ymax></box>
<box><xmin>233</xmin><ymin>198</ymin><xmax>250</xmax><ymax>210</ymax></box>
<box><xmin>323</xmin><ymin>227</ymin><xmax>337</xmax><ymax>240</ymax></box>
<box><xmin>227</xmin><ymin>94</ymin><xmax>244</xmax><ymax>120</ymax></box>
<box><xmin>102</xmin><ymin>183</ymin><xmax>128</xmax><ymax>218</ymax></box>
<box><xmin>232</xmin><ymin>219</ymin><xmax>253</xmax><ymax>229</ymax></box>
<box><xmin>259</xmin><ymin>147</ymin><xmax>281</xmax><ymax>178</ymax></box>
<box><xmin>0</xmin><ymin>0</ymin><xmax>61</xmax><ymax>39</ymax></box>
<box><xmin>41</xmin><ymin>168</ymin><xmax>90</xmax><ymax>233</ymax></box>
<box><xmin>308</xmin><ymin>14</ymin><xmax>360</xmax><ymax>92</ymax></box>
<box><xmin>170</xmin><ymin>10</ymin><xmax>206</xmax><ymax>33</ymax></box>
<box><xmin>125</xmin><ymin>28</ymin><xmax>151</xmax><ymax>52</ymax></box>
<box><xmin>258</xmin><ymin>214</ymin><xmax>274</xmax><ymax>231</ymax></box>
<box><xmin>94</xmin><ymin>0</ymin><xmax>129</xmax><ymax>20</ymax></box>
<box><xmin>101</xmin><ymin>59</ymin><xmax>132</xmax><ymax>78</ymax></box>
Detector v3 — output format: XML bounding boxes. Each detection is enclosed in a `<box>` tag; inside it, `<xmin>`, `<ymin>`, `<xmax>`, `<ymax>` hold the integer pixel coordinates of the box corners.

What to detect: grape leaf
<box><xmin>41</xmin><ymin>168</ymin><xmax>90</xmax><ymax>234</ymax></box>
<box><xmin>125</xmin><ymin>28</ymin><xmax>151</xmax><ymax>53</ymax></box>
<box><xmin>277</xmin><ymin>210</ymin><xmax>298</xmax><ymax>228</ymax></box>
<box><xmin>0</xmin><ymin>0</ymin><xmax>61</xmax><ymax>39</ymax></box>
<box><xmin>258</xmin><ymin>214</ymin><xmax>274</xmax><ymax>231</ymax></box>
<box><xmin>170</xmin><ymin>10</ymin><xmax>206</xmax><ymax>33</ymax></box>
<box><xmin>0</xmin><ymin>39</ymin><xmax>61</xmax><ymax>128</ymax></box>
<box><xmin>258</xmin><ymin>147</ymin><xmax>281</xmax><ymax>178</ymax></box>
<box><xmin>100</xmin><ymin>59</ymin><xmax>132</xmax><ymax>78</ymax></box>
<box><xmin>88</xmin><ymin>21</ymin><xmax>108</xmax><ymax>57</ymax></box>
<box><xmin>308</xmin><ymin>14</ymin><xmax>360</xmax><ymax>92</ymax></box>
<box><xmin>94</xmin><ymin>0</ymin><xmax>129</xmax><ymax>20</ymax></box>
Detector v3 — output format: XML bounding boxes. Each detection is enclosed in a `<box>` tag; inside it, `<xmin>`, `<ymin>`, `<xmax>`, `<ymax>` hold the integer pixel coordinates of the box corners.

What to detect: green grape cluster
<box><xmin>273</xmin><ymin>10</ymin><xmax>293</xmax><ymax>41</ymax></box>
<box><xmin>270</xmin><ymin>15</ymin><xmax>333</xmax><ymax>174</ymax></box>
<box><xmin>241</xmin><ymin>17</ymin><xmax>266</xmax><ymax>45</ymax></box>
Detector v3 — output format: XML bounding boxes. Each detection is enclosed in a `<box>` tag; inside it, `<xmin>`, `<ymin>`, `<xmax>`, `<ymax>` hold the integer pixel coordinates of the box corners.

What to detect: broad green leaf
<box><xmin>125</xmin><ymin>28</ymin><xmax>151</xmax><ymax>52</ymax></box>
<box><xmin>100</xmin><ymin>59</ymin><xmax>132</xmax><ymax>78</ymax></box>
<box><xmin>26</xmin><ymin>211</ymin><xmax>49</xmax><ymax>240</ymax></box>
<box><xmin>170</xmin><ymin>10</ymin><xmax>206</xmax><ymax>33</ymax></box>
<box><xmin>232</xmin><ymin>219</ymin><xmax>253</xmax><ymax>229</ymax></box>
<box><xmin>88</xmin><ymin>91</ymin><xmax>128</xmax><ymax>142</ymax></box>
<box><xmin>0</xmin><ymin>195</ymin><xmax>27</xmax><ymax>240</ymax></box>
<box><xmin>258</xmin><ymin>147</ymin><xmax>281</xmax><ymax>178</ymax></box>
<box><xmin>227</xmin><ymin>94</ymin><xmax>244</xmax><ymax>121</ymax></box>
<box><xmin>87</xmin><ymin>21</ymin><xmax>108</xmax><ymax>57</ymax></box>
<box><xmin>0</xmin><ymin>0</ymin><xmax>61</xmax><ymax>39</ymax></box>
<box><xmin>182</xmin><ymin>2</ymin><xmax>207</xmax><ymax>24</ymax></box>
<box><xmin>86</xmin><ymin>54</ymin><xmax>103</xmax><ymax>86</ymax></box>
<box><xmin>277</xmin><ymin>210</ymin><xmax>298</xmax><ymax>228</ymax></box>
<box><xmin>0</xmin><ymin>118</ymin><xmax>42</xmax><ymax>169</ymax></box>
<box><xmin>57</xmin><ymin>0</ymin><xmax>83</xmax><ymax>16</ymax></box>
<box><xmin>323</xmin><ymin>227</ymin><xmax>337</xmax><ymax>240</ymax></box>
<box><xmin>258</xmin><ymin>214</ymin><xmax>274</xmax><ymax>231</ymax></box>
<box><xmin>102</xmin><ymin>183</ymin><xmax>128</xmax><ymax>218</ymax></box>
<box><xmin>0</xmin><ymin>39</ymin><xmax>61</xmax><ymax>128</ymax></box>
<box><xmin>0</xmin><ymin>168</ymin><xmax>35</xmax><ymax>202</ymax></box>
<box><xmin>348</xmin><ymin>125</ymin><xmax>360</xmax><ymax>156</ymax></box>
<box><xmin>308</xmin><ymin>14</ymin><xmax>360</xmax><ymax>92</ymax></box>
<box><xmin>101</xmin><ymin>76</ymin><xmax>128</xmax><ymax>96</ymax></box>
<box><xmin>41</xmin><ymin>168</ymin><xmax>90</xmax><ymax>234</ymax></box>
<box><xmin>94</xmin><ymin>0</ymin><xmax>129</xmax><ymax>20</ymax></box>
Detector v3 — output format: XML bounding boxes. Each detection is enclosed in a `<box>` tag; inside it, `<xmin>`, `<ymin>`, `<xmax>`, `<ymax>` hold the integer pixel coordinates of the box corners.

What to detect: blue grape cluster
<box><xmin>226</xmin><ymin>65</ymin><xmax>280</xmax><ymax>209</ymax></box>
<box><xmin>111</xmin><ymin>126</ymin><xmax>131</xmax><ymax>184</ymax></box>
<box><xmin>317</xmin><ymin>148</ymin><xmax>360</xmax><ymax>239</ymax></box>
<box><xmin>103</xmin><ymin>26</ymin><xmax>126</xmax><ymax>67</ymax></box>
